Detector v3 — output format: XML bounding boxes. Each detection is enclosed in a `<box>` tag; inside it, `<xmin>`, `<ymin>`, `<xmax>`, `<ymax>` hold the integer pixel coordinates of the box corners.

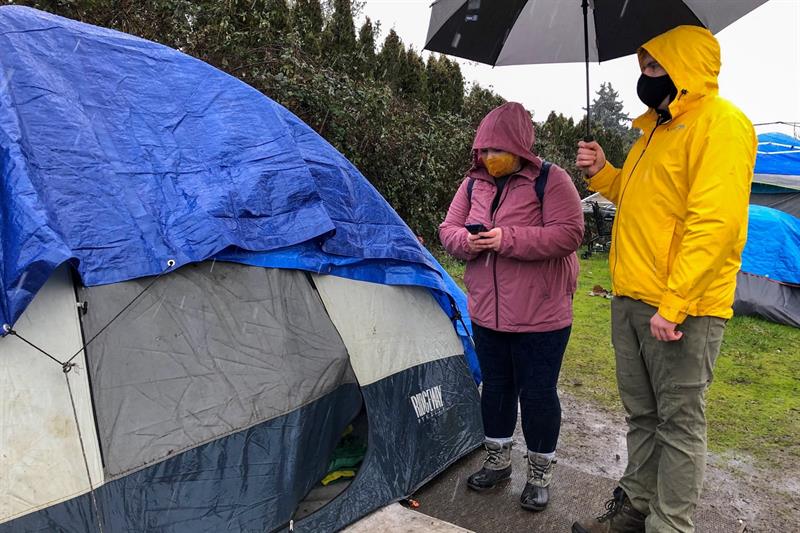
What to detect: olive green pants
<box><xmin>612</xmin><ymin>297</ymin><xmax>726</xmax><ymax>533</ymax></box>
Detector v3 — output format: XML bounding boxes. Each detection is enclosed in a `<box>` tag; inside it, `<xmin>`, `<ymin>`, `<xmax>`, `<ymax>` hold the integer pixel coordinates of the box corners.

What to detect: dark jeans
<box><xmin>473</xmin><ymin>323</ymin><xmax>571</xmax><ymax>453</ymax></box>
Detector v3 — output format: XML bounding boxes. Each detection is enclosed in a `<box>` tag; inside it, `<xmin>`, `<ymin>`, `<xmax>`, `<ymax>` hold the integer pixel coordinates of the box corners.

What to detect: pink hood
<box><xmin>471</xmin><ymin>102</ymin><xmax>538</xmax><ymax>169</ymax></box>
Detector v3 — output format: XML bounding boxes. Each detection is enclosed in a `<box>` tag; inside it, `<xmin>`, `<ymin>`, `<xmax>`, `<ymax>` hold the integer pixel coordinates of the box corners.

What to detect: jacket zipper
<box><xmin>490</xmin><ymin>179</ymin><xmax>513</xmax><ymax>329</ymax></box>
<box><xmin>610</xmin><ymin>116</ymin><xmax>665</xmax><ymax>285</ymax></box>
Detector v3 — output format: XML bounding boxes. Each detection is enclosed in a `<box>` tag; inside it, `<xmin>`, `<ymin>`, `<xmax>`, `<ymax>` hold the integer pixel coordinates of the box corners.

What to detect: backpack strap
<box><xmin>535</xmin><ymin>160</ymin><xmax>551</xmax><ymax>206</ymax></box>
<box><xmin>467</xmin><ymin>177</ymin><xmax>475</xmax><ymax>204</ymax></box>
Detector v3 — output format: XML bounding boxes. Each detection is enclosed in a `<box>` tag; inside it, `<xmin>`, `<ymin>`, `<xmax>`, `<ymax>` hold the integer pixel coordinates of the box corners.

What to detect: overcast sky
<box><xmin>360</xmin><ymin>0</ymin><xmax>800</xmax><ymax>137</ymax></box>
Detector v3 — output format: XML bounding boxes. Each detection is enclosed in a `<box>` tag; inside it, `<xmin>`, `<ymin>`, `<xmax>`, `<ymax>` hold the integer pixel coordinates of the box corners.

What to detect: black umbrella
<box><xmin>424</xmin><ymin>0</ymin><xmax>769</xmax><ymax>138</ymax></box>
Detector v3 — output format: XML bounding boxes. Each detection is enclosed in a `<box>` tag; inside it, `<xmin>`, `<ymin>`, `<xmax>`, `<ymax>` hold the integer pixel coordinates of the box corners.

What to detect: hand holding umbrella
<box><xmin>576</xmin><ymin>140</ymin><xmax>606</xmax><ymax>177</ymax></box>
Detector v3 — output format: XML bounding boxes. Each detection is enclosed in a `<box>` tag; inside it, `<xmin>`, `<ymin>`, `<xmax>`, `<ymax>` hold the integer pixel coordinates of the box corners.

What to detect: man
<box><xmin>572</xmin><ymin>25</ymin><xmax>756</xmax><ymax>533</ymax></box>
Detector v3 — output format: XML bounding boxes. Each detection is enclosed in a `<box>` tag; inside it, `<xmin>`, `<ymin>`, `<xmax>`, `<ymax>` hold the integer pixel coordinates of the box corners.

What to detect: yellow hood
<box><xmin>639</xmin><ymin>25</ymin><xmax>721</xmax><ymax>119</ymax></box>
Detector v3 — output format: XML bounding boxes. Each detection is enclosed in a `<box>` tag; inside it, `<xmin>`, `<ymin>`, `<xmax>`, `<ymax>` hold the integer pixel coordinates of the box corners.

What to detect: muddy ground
<box><xmin>540</xmin><ymin>392</ymin><xmax>800</xmax><ymax>532</ymax></box>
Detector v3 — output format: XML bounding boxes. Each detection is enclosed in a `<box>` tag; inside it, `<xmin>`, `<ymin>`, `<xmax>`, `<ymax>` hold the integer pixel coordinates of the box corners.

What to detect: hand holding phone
<box><xmin>465</xmin><ymin>223</ymin><xmax>488</xmax><ymax>235</ymax></box>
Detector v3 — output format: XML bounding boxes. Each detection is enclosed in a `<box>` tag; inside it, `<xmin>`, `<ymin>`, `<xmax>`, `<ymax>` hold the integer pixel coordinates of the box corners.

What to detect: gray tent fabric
<box><xmin>0</xmin><ymin>266</ymin><xmax>103</xmax><ymax>524</ymax></box>
<box><xmin>753</xmin><ymin>173</ymin><xmax>800</xmax><ymax>190</ymax></box>
<box><xmin>734</xmin><ymin>271</ymin><xmax>800</xmax><ymax>328</ymax></box>
<box><xmin>78</xmin><ymin>261</ymin><xmax>356</xmax><ymax>478</ymax></box>
<box><xmin>0</xmin><ymin>383</ymin><xmax>363</xmax><ymax>533</ymax></box>
<box><xmin>750</xmin><ymin>191</ymin><xmax>800</xmax><ymax>218</ymax></box>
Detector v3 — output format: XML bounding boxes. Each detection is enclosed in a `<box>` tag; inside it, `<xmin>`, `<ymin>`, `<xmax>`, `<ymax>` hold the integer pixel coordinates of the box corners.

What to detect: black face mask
<box><xmin>637</xmin><ymin>73</ymin><xmax>678</xmax><ymax>110</ymax></box>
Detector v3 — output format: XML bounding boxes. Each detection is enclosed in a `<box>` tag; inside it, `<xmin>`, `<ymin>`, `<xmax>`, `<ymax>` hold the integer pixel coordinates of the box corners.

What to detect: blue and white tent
<box><xmin>0</xmin><ymin>6</ymin><xmax>481</xmax><ymax>532</ymax></box>
<box><xmin>749</xmin><ymin>132</ymin><xmax>800</xmax><ymax>218</ymax></box>
<box><xmin>734</xmin><ymin>133</ymin><xmax>800</xmax><ymax>328</ymax></box>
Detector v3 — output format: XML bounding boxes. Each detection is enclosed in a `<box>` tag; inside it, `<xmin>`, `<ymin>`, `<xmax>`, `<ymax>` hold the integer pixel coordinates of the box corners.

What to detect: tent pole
<box><xmin>582</xmin><ymin>0</ymin><xmax>592</xmax><ymax>141</ymax></box>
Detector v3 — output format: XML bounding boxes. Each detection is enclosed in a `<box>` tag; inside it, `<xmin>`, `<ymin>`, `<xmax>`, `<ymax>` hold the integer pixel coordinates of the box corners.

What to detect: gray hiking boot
<box><xmin>571</xmin><ymin>487</ymin><xmax>646</xmax><ymax>533</ymax></box>
<box><xmin>466</xmin><ymin>440</ymin><xmax>512</xmax><ymax>491</ymax></box>
<box><xmin>519</xmin><ymin>451</ymin><xmax>554</xmax><ymax>512</ymax></box>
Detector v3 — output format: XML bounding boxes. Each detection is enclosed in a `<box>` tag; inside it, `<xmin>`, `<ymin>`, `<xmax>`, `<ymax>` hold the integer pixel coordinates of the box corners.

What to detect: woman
<box><xmin>439</xmin><ymin>102</ymin><xmax>584</xmax><ymax>512</ymax></box>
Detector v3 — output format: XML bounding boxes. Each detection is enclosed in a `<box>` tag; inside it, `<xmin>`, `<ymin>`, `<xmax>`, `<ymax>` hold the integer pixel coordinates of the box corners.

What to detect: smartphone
<box><xmin>465</xmin><ymin>223</ymin><xmax>488</xmax><ymax>235</ymax></box>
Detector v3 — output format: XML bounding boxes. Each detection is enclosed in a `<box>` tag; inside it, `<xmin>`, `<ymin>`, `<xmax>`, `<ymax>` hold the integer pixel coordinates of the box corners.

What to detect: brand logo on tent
<box><xmin>410</xmin><ymin>385</ymin><xmax>444</xmax><ymax>422</ymax></box>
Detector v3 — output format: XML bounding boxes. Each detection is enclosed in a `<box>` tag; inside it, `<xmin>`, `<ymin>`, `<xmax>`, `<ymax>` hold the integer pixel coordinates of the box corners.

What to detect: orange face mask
<box><xmin>483</xmin><ymin>152</ymin><xmax>519</xmax><ymax>178</ymax></box>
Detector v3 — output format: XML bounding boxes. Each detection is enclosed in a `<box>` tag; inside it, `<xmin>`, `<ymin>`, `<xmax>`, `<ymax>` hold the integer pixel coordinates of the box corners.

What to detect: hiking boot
<box><xmin>572</xmin><ymin>487</ymin><xmax>646</xmax><ymax>533</ymax></box>
<box><xmin>466</xmin><ymin>440</ymin><xmax>512</xmax><ymax>491</ymax></box>
<box><xmin>519</xmin><ymin>451</ymin><xmax>554</xmax><ymax>512</ymax></box>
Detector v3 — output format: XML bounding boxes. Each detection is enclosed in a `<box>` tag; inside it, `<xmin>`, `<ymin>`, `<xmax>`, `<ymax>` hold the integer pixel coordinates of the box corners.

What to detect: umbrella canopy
<box><xmin>425</xmin><ymin>0</ymin><xmax>769</xmax><ymax>65</ymax></box>
<box><xmin>425</xmin><ymin>0</ymin><xmax>768</xmax><ymax>138</ymax></box>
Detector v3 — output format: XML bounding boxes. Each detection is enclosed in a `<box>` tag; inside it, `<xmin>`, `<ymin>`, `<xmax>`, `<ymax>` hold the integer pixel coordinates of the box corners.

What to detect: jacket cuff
<box><xmin>658</xmin><ymin>292</ymin><xmax>689</xmax><ymax>324</ymax></box>
<box><xmin>461</xmin><ymin>231</ymin><xmax>480</xmax><ymax>260</ymax></box>
<box><xmin>586</xmin><ymin>162</ymin><xmax>616</xmax><ymax>191</ymax></box>
<box><xmin>497</xmin><ymin>226</ymin><xmax>512</xmax><ymax>256</ymax></box>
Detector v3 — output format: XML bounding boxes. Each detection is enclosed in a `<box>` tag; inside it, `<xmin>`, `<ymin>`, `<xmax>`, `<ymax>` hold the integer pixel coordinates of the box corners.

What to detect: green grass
<box><xmin>560</xmin><ymin>256</ymin><xmax>619</xmax><ymax>408</ymax></box>
<box><xmin>435</xmin><ymin>250</ymin><xmax>800</xmax><ymax>461</ymax></box>
<box><xmin>433</xmin><ymin>247</ymin><xmax>466</xmax><ymax>291</ymax></box>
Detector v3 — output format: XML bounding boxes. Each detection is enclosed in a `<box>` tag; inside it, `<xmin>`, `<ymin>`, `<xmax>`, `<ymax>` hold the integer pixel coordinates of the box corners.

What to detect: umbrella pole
<box><xmin>582</xmin><ymin>0</ymin><xmax>592</xmax><ymax>141</ymax></box>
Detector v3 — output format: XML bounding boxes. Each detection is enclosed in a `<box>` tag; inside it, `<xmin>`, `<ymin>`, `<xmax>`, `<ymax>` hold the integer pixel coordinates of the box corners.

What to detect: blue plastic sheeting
<box><xmin>1</xmin><ymin>5</ymin><xmax>334</xmax><ymax>325</ymax></box>
<box><xmin>0</xmin><ymin>1</ymin><xmax>480</xmax><ymax>382</ymax></box>
<box><xmin>755</xmin><ymin>132</ymin><xmax>800</xmax><ymax>181</ymax></box>
<box><xmin>741</xmin><ymin>205</ymin><xmax>800</xmax><ymax>285</ymax></box>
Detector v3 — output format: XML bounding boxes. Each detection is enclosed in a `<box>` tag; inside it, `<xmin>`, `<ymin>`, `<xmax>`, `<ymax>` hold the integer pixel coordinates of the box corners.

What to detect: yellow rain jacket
<box><xmin>588</xmin><ymin>25</ymin><xmax>757</xmax><ymax>324</ymax></box>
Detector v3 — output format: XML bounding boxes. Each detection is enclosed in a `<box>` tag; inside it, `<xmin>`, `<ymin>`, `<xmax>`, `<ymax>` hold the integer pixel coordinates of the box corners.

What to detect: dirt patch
<box><xmin>515</xmin><ymin>392</ymin><xmax>800</xmax><ymax>532</ymax></box>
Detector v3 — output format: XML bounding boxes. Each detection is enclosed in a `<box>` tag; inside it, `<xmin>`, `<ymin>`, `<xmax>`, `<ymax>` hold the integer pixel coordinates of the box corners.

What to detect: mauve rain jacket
<box><xmin>439</xmin><ymin>102</ymin><xmax>584</xmax><ymax>332</ymax></box>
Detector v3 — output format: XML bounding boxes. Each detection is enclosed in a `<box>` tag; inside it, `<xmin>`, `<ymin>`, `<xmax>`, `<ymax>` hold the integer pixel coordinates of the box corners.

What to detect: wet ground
<box><xmin>344</xmin><ymin>503</ymin><xmax>471</xmax><ymax>533</ymax></box>
<box><xmin>413</xmin><ymin>392</ymin><xmax>799</xmax><ymax>532</ymax></box>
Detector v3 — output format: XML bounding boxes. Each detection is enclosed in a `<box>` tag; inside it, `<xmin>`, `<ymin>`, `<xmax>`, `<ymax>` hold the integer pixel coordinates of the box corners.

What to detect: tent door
<box><xmin>292</xmin><ymin>403</ymin><xmax>369</xmax><ymax>522</ymax></box>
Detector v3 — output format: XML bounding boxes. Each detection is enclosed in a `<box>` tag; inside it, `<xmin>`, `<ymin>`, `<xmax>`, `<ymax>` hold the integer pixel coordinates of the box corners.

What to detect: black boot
<box><xmin>466</xmin><ymin>440</ymin><xmax>512</xmax><ymax>491</ymax></box>
<box><xmin>572</xmin><ymin>487</ymin><xmax>647</xmax><ymax>533</ymax></box>
<box><xmin>519</xmin><ymin>451</ymin><xmax>554</xmax><ymax>512</ymax></box>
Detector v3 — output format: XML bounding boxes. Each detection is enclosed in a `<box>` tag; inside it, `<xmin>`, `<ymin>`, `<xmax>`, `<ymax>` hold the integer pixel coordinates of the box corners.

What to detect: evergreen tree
<box><xmin>426</xmin><ymin>55</ymin><xmax>463</xmax><ymax>115</ymax></box>
<box><xmin>376</xmin><ymin>29</ymin><xmax>405</xmax><ymax>90</ymax></box>
<box><xmin>292</xmin><ymin>0</ymin><xmax>324</xmax><ymax>56</ymax></box>
<box><xmin>579</xmin><ymin>82</ymin><xmax>639</xmax><ymax>168</ymax></box>
<box><xmin>426</xmin><ymin>55</ymin><xmax>445</xmax><ymax>113</ymax></box>
<box><xmin>356</xmin><ymin>17</ymin><xmax>377</xmax><ymax>79</ymax></box>
<box><xmin>265</xmin><ymin>0</ymin><xmax>291</xmax><ymax>46</ymax></box>
<box><xmin>463</xmin><ymin>83</ymin><xmax>505</xmax><ymax>127</ymax></box>
<box><xmin>441</xmin><ymin>57</ymin><xmax>464</xmax><ymax>114</ymax></box>
<box><xmin>323</xmin><ymin>0</ymin><xmax>357</xmax><ymax>71</ymax></box>
<box><xmin>591</xmin><ymin>83</ymin><xmax>629</xmax><ymax>133</ymax></box>
<box><xmin>398</xmin><ymin>47</ymin><xmax>427</xmax><ymax>101</ymax></box>
<box><xmin>535</xmin><ymin>111</ymin><xmax>584</xmax><ymax>195</ymax></box>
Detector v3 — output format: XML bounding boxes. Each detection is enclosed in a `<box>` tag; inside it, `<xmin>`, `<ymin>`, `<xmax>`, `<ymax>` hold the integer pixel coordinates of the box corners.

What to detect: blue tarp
<box><xmin>754</xmin><ymin>132</ymin><xmax>800</xmax><ymax>186</ymax></box>
<box><xmin>741</xmin><ymin>205</ymin><xmax>800</xmax><ymax>285</ymax></box>
<box><xmin>0</xmin><ymin>6</ymin><xmax>479</xmax><ymax>379</ymax></box>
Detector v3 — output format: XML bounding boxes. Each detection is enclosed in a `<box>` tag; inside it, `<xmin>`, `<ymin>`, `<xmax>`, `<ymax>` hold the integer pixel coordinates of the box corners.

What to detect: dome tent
<box><xmin>733</xmin><ymin>133</ymin><xmax>800</xmax><ymax>328</ymax></box>
<box><xmin>0</xmin><ymin>6</ymin><xmax>481</xmax><ymax>532</ymax></box>
<box><xmin>734</xmin><ymin>205</ymin><xmax>800</xmax><ymax>328</ymax></box>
